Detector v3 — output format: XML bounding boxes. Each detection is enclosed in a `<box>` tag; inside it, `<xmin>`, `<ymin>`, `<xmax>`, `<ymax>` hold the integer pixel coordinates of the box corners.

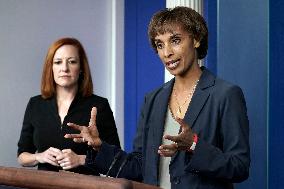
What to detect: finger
<box><xmin>56</xmin><ymin>156</ymin><xmax>65</xmax><ymax>164</ymax></box>
<box><xmin>175</xmin><ymin>118</ymin><xmax>188</xmax><ymax>129</ymax></box>
<box><xmin>64</xmin><ymin>133</ymin><xmax>82</xmax><ymax>139</ymax></box>
<box><xmin>48</xmin><ymin>149</ymin><xmax>62</xmax><ymax>157</ymax></box>
<box><xmin>62</xmin><ymin>165</ymin><xmax>72</xmax><ymax>170</ymax></box>
<box><xmin>158</xmin><ymin>144</ymin><xmax>177</xmax><ymax>157</ymax></box>
<box><xmin>60</xmin><ymin>161</ymin><xmax>70</xmax><ymax>168</ymax></box>
<box><xmin>46</xmin><ymin>155</ymin><xmax>57</xmax><ymax>162</ymax></box>
<box><xmin>159</xmin><ymin>143</ymin><xmax>178</xmax><ymax>151</ymax></box>
<box><xmin>67</xmin><ymin>123</ymin><xmax>83</xmax><ymax>131</ymax></box>
<box><xmin>62</xmin><ymin>149</ymin><xmax>72</xmax><ymax>154</ymax></box>
<box><xmin>89</xmin><ymin>107</ymin><xmax>97</xmax><ymax>126</ymax></box>
<box><xmin>49</xmin><ymin>147</ymin><xmax>63</xmax><ymax>155</ymax></box>
<box><xmin>56</xmin><ymin>150</ymin><xmax>70</xmax><ymax>161</ymax></box>
<box><xmin>164</xmin><ymin>134</ymin><xmax>180</xmax><ymax>143</ymax></box>
<box><xmin>48</xmin><ymin>161</ymin><xmax>59</xmax><ymax>166</ymax></box>
<box><xmin>158</xmin><ymin>149</ymin><xmax>176</xmax><ymax>157</ymax></box>
<box><xmin>73</xmin><ymin>137</ymin><xmax>85</xmax><ymax>143</ymax></box>
<box><xmin>56</xmin><ymin>154</ymin><xmax>65</xmax><ymax>161</ymax></box>
<box><xmin>59</xmin><ymin>162</ymin><xmax>65</xmax><ymax>167</ymax></box>
<box><xmin>45</xmin><ymin>157</ymin><xmax>59</xmax><ymax>166</ymax></box>
<box><xmin>57</xmin><ymin>159</ymin><xmax>65</xmax><ymax>164</ymax></box>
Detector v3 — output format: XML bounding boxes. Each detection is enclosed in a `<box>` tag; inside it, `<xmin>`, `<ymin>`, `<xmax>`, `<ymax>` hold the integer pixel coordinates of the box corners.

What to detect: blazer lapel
<box><xmin>47</xmin><ymin>97</ymin><xmax>61</xmax><ymax>124</ymax></box>
<box><xmin>152</xmin><ymin>80</ymin><xmax>174</xmax><ymax>144</ymax></box>
<box><xmin>148</xmin><ymin>79</ymin><xmax>174</xmax><ymax>181</ymax></box>
<box><xmin>183</xmin><ymin>68</ymin><xmax>215</xmax><ymax>128</ymax></box>
<box><xmin>171</xmin><ymin>68</ymin><xmax>215</xmax><ymax>163</ymax></box>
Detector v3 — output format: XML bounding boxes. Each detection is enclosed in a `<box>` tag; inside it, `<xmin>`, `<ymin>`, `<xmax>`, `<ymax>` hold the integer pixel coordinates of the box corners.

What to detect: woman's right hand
<box><xmin>35</xmin><ymin>147</ymin><xmax>63</xmax><ymax>166</ymax></box>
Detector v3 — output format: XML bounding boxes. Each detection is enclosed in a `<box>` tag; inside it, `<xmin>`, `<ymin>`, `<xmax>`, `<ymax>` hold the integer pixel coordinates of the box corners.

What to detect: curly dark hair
<box><xmin>148</xmin><ymin>6</ymin><xmax>208</xmax><ymax>59</ymax></box>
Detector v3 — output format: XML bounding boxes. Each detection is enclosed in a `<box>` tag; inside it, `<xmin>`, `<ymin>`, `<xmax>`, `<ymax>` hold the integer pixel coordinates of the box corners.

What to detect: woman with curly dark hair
<box><xmin>66</xmin><ymin>7</ymin><xmax>250</xmax><ymax>189</ymax></box>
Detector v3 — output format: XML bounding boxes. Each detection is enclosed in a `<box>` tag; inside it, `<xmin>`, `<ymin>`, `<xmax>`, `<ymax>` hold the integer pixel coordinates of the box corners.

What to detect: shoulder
<box><xmin>200</xmin><ymin>67</ymin><xmax>244</xmax><ymax>97</ymax></box>
<box><xmin>24</xmin><ymin>95</ymin><xmax>52</xmax><ymax>113</ymax></box>
<box><xmin>215</xmin><ymin>78</ymin><xmax>242</xmax><ymax>94</ymax></box>
<box><xmin>83</xmin><ymin>94</ymin><xmax>108</xmax><ymax>104</ymax></box>
<box><xmin>198</xmin><ymin>68</ymin><xmax>246</xmax><ymax>109</ymax></box>
<box><xmin>80</xmin><ymin>94</ymin><xmax>111</xmax><ymax>110</ymax></box>
<box><xmin>144</xmin><ymin>79</ymin><xmax>173</xmax><ymax>100</ymax></box>
<box><xmin>29</xmin><ymin>95</ymin><xmax>44</xmax><ymax>101</ymax></box>
<box><xmin>208</xmin><ymin>75</ymin><xmax>246</xmax><ymax>105</ymax></box>
<box><xmin>215</xmin><ymin>77</ymin><xmax>244</xmax><ymax>102</ymax></box>
<box><xmin>27</xmin><ymin>95</ymin><xmax>49</xmax><ymax>105</ymax></box>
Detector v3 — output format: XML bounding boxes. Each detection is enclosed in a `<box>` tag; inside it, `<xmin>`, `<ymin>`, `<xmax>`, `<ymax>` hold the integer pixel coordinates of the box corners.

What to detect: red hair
<box><xmin>41</xmin><ymin>37</ymin><xmax>93</xmax><ymax>99</ymax></box>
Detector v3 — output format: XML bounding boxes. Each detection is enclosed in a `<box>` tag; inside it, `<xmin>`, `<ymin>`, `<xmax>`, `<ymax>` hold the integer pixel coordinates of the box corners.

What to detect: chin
<box><xmin>57</xmin><ymin>82</ymin><xmax>77</xmax><ymax>88</ymax></box>
<box><xmin>167</xmin><ymin>68</ymin><xmax>183</xmax><ymax>76</ymax></box>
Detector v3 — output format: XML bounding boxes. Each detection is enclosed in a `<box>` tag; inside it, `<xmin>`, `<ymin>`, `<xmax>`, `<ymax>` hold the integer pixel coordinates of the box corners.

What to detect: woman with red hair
<box><xmin>17</xmin><ymin>37</ymin><xmax>120</xmax><ymax>175</ymax></box>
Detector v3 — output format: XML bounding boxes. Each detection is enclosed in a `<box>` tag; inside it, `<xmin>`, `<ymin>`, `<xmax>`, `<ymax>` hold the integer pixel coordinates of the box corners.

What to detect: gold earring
<box><xmin>195</xmin><ymin>42</ymin><xmax>200</xmax><ymax>48</ymax></box>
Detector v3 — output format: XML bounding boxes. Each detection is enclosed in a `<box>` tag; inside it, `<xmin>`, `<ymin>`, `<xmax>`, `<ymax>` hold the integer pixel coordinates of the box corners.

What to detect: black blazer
<box><xmin>18</xmin><ymin>94</ymin><xmax>120</xmax><ymax>175</ymax></box>
<box><xmin>92</xmin><ymin>67</ymin><xmax>250</xmax><ymax>189</ymax></box>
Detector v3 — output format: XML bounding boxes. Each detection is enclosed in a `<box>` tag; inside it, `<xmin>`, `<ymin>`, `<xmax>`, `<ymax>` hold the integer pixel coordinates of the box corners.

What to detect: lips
<box><xmin>166</xmin><ymin>59</ymin><xmax>180</xmax><ymax>70</ymax></box>
<box><xmin>59</xmin><ymin>75</ymin><xmax>71</xmax><ymax>78</ymax></box>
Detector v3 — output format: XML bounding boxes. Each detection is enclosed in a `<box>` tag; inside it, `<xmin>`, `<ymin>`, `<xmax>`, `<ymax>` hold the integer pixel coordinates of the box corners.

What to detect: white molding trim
<box><xmin>165</xmin><ymin>0</ymin><xmax>204</xmax><ymax>83</ymax></box>
<box><xmin>110</xmin><ymin>0</ymin><xmax>124</xmax><ymax>148</ymax></box>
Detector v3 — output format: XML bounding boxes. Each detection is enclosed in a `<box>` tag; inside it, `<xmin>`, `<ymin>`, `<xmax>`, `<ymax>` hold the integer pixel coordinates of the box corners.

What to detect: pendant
<box><xmin>177</xmin><ymin>106</ymin><xmax>182</xmax><ymax>116</ymax></box>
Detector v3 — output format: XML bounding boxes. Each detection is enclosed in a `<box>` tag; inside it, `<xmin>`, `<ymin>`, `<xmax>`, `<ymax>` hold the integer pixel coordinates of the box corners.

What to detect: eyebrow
<box><xmin>154</xmin><ymin>39</ymin><xmax>162</xmax><ymax>43</ymax></box>
<box><xmin>53</xmin><ymin>57</ymin><xmax>77</xmax><ymax>60</ymax></box>
<box><xmin>154</xmin><ymin>33</ymin><xmax>182</xmax><ymax>42</ymax></box>
<box><xmin>170</xmin><ymin>33</ymin><xmax>182</xmax><ymax>38</ymax></box>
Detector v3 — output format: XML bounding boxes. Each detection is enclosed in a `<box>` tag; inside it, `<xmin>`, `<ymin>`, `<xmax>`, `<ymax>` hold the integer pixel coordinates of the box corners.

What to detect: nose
<box><xmin>61</xmin><ymin>59</ymin><xmax>69</xmax><ymax>72</ymax></box>
<box><xmin>163</xmin><ymin>44</ymin><xmax>174</xmax><ymax>58</ymax></box>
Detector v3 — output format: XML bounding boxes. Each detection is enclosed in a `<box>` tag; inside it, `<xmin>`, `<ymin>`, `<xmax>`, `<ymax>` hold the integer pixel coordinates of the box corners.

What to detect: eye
<box><xmin>53</xmin><ymin>60</ymin><xmax>61</xmax><ymax>65</ymax></box>
<box><xmin>171</xmin><ymin>38</ymin><xmax>181</xmax><ymax>45</ymax></box>
<box><xmin>68</xmin><ymin>59</ymin><xmax>78</xmax><ymax>64</ymax></box>
<box><xmin>155</xmin><ymin>42</ymin><xmax>164</xmax><ymax>49</ymax></box>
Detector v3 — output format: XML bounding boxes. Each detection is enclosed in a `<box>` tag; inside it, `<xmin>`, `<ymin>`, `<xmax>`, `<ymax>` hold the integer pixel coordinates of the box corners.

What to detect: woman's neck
<box><xmin>169</xmin><ymin>65</ymin><xmax>202</xmax><ymax>119</ymax></box>
<box><xmin>174</xmin><ymin>65</ymin><xmax>202</xmax><ymax>91</ymax></box>
<box><xmin>56</xmin><ymin>85</ymin><xmax>78</xmax><ymax>102</ymax></box>
<box><xmin>56</xmin><ymin>86</ymin><xmax>78</xmax><ymax>124</ymax></box>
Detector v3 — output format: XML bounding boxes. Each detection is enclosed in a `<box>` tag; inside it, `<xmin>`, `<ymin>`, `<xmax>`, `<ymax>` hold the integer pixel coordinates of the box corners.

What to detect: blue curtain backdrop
<box><xmin>124</xmin><ymin>0</ymin><xmax>165</xmax><ymax>152</ymax></box>
<box><xmin>212</xmin><ymin>1</ymin><xmax>268</xmax><ymax>189</ymax></box>
<box><xmin>269</xmin><ymin>1</ymin><xmax>284</xmax><ymax>189</ymax></box>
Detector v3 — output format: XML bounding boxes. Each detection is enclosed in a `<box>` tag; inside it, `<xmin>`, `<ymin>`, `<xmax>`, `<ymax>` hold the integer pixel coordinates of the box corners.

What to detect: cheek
<box><xmin>177</xmin><ymin>46</ymin><xmax>186</xmax><ymax>53</ymax></box>
<box><xmin>157</xmin><ymin>51</ymin><xmax>165</xmax><ymax>62</ymax></box>
<box><xmin>72</xmin><ymin>67</ymin><xmax>81</xmax><ymax>77</ymax></box>
<box><xmin>52</xmin><ymin>66</ymin><xmax>58</xmax><ymax>76</ymax></box>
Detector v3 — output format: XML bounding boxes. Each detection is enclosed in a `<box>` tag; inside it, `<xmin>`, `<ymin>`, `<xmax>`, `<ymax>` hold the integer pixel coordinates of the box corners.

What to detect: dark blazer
<box><xmin>92</xmin><ymin>67</ymin><xmax>250</xmax><ymax>189</ymax></box>
<box><xmin>18</xmin><ymin>94</ymin><xmax>120</xmax><ymax>175</ymax></box>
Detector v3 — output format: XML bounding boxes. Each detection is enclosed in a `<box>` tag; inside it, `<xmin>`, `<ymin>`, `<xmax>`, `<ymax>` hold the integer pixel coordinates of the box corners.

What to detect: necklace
<box><xmin>173</xmin><ymin>80</ymin><xmax>199</xmax><ymax>118</ymax></box>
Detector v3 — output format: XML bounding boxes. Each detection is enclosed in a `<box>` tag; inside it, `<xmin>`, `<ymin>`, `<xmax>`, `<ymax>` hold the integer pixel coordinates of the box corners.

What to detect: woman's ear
<box><xmin>194</xmin><ymin>39</ymin><xmax>200</xmax><ymax>48</ymax></box>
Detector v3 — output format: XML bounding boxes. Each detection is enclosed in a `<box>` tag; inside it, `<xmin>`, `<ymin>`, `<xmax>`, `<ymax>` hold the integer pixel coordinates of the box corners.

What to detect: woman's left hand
<box><xmin>158</xmin><ymin>118</ymin><xmax>194</xmax><ymax>157</ymax></box>
<box><xmin>56</xmin><ymin>149</ymin><xmax>86</xmax><ymax>170</ymax></box>
<box><xmin>64</xmin><ymin>107</ymin><xmax>102</xmax><ymax>151</ymax></box>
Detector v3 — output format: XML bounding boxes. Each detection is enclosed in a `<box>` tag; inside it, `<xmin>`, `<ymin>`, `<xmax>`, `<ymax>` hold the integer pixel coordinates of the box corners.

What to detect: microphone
<box><xmin>115</xmin><ymin>154</ymin><xmax>131</xmax><ymax>178</ymax></box>
<box><xmin>105</xmin><ymin>151</ymin><xmax>122</xmax><ymax>177</ymax></box>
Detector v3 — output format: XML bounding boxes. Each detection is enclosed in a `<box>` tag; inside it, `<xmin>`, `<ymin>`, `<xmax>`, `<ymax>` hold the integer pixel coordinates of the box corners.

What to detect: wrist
<box><xmin>79</xmin><ymin>155</ymin><xmax>86</xmax><ymax>166</ymax></box>
<box><xmin>33</xmin><ymin>153</ymin><xmax>40</xmax><ymax>165</ymax></box>
<box><xmin>92</xmin><ymin>139</ymin><xmax>102</xmax><ymax>151</ymax></box>
<box><xmin>187</xmin><ymin>133</ymin><xmax>198</xmax><ymax>153</ymax></box>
